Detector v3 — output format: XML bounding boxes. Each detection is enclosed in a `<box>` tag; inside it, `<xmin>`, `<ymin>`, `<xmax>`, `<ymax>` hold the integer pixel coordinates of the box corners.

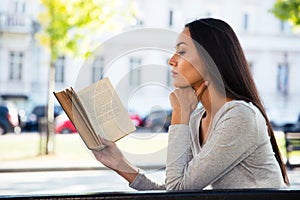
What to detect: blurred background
<box><xmin>0</xmin><ymin>0</ymin><xmax>299</xmax><ymax>135</ymax></box>
<box><xmin>1</xmin><ymin>0</ymin><xmax>300</xmax><ymax>195</ymax></box>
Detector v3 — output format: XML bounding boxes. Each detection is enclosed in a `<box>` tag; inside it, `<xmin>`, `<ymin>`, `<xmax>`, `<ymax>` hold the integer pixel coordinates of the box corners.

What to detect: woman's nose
<box><xmin>168</xmin><ymin>54</ymin><xmax>177</xmax><ymax>67</ymax></box>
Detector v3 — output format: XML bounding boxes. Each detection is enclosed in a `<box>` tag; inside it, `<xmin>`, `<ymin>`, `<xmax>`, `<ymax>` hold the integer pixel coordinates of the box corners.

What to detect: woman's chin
<box><xmin>172</xmin><ymin>80</ymin><xmax>191</xmax><ymax>88</ymax></box>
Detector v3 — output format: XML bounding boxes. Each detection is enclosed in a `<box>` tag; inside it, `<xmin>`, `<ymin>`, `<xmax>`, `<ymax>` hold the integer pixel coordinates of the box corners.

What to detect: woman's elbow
<box><xmin>165</xmin><ymin>177</ymin><xmax>185</xmax><ymax>190</ymax></box>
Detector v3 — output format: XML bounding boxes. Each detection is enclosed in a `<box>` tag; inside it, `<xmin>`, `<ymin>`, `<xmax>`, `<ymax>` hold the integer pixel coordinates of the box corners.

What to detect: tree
<box><xmin>271</xmin><ymin>0</ymin><xmax>300</xmax><ymax>29</ymax></box>
<box><xmin>36</xmin><ymin>0</ymin><xmax>136</xmax><ymax>154</ymax></box>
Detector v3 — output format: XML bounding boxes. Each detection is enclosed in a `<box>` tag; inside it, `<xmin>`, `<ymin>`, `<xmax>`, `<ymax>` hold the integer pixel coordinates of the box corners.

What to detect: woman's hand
<box><xmin>92</xmin><ymin>137</ymin><xmax>139</xmax><ymax>183</ymax></box>
<box><xmin>92</xmin><ymin>137</ymin><xmax>123</xmax><ymax>170</ymax></box>
<box><xmin>170</xmin><ymin>80</ymin><xmax>208</xmax><ymax>124</ymax></box>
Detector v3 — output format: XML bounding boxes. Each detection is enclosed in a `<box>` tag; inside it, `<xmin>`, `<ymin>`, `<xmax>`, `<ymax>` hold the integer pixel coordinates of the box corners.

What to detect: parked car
<box><xmin>270</xmin><ymin>112</ymin><xmax>300</xmax><ymax>132</ymax></box>
<box><xmin>128</xmin><ymin>110</ymin><xmax>143</xmax><ymax>127</ymax></box>
<box><xmin>54</xmin><ymin>110</ymin><xmax>143</xmax><ymax>134</ymax></box>
<box><xmin>143</xmin><ymin>109</ymin><xmax>172</xmax><ymax>132</ymax></box>
<box><xmin>23</xmin><ymin>105</ymin><xmax>63</xmax><ymax>132</ymax></box>
<box><xmin>55</xmin><ymin>113</ymin><xmax>77</xmax><ymax>134</ymax></box>
<box><xmin>282</xmin><ymin>113</ymin><xmax>300</xmax><ymax>132</ymax></box>
<box><xmin>294</xmin><ymin>114</ymin><xmax>300</xmax><ymax>132</ymax></box>
<box><xmin>0</xmin><ymin>105</ymin><xmax>19</xmax><ymax>135</ymax></box>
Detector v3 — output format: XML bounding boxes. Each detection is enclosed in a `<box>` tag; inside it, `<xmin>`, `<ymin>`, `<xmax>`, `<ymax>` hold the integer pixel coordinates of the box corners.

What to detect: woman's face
<box><xmin>169</xmin><ymin>27</ymin><xmax>205</xmax><ymax>88</ymax></box>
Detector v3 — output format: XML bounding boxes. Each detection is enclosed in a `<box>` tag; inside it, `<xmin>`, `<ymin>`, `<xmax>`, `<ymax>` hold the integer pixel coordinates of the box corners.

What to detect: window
<box><xmin>279</xmin><ymin>20</ymin><xmax>291</xmax><ymax>33</ymax></box>
<box><xmin>129</xmin><ymin>57</ymin><xmax>141</xmax><ymax>86</ymax></box>
<box><xmin>243</xmin><ymin>13</ymin><xmax>249</xmax><ymax>31</ymax></box>
<box><xmin>280</xmin><ymin>21</ymin><xmax>285</xmax><ymax>32</ymax></box>
<box><xmin>92</xmin><ymin>56</ymin><xmax>104</xmax><ymax>82</ymax></box>
<box><xmin>9</xmin><ymin>51</ymin><xmax>23</xmax><ymax>81</ymax></box>
<box><xmin>277</xmin><ymin>61</ymin><xmax>289</xmax><ymax>96</ymax></box>
<box><xmin>169</xmin><ymin>10</ymin><xmax>173</xmax><ymax>27</ymax></box>
<box><xmin>14</xmin><ymin>0</ymin><xmax>26</xmax><ymax>14</ymax></box>
<box><xmin>55</xmin><ymin>56</ymin><xmax>65</xmax><ymax>83</ymax></box>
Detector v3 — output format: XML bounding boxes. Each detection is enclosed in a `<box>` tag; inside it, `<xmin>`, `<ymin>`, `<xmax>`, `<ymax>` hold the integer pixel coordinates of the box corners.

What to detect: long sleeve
<box><xmin>165</xmin><ymin>124</ymin><xmax>193</xmax><ymax>190</ymax></box>
<box><xmin>130</xmin><ymin>101</ymin><xmax>285</xmax><ymax>190</ymax></box>
<box><xmin>165</xmin><ymin>102</ymin><xmax>269</xmax><ymax>190</ymax></box>
<box><xmin>129</xmin><ymin>169</ymin><xmax>166</xmax><ymax>190</ymax></box>
<box><xmin>129</xmin><ymin>125</ymin><xmax>193</xmax><ymax>191</ymax></box>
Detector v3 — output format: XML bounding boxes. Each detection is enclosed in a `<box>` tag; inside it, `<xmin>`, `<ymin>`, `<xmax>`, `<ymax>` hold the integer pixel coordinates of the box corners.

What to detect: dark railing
<box><xmin>1</xmin><ymin>189</ymin><xmax>300</xmax><ymax>200</ymax></box>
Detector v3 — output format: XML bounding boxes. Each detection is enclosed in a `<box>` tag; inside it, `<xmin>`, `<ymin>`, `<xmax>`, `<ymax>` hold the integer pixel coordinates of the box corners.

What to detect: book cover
<box><xmin>53</xmin><ymin>78</ymin><xmax>136</xmax><ymax>150</ymax></box>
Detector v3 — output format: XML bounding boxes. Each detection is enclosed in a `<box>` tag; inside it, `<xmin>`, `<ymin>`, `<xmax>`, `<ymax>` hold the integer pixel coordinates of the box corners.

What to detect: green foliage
<box><xmin>271</xmin><ymin>0</ymin><xmax>300</xmax><ymax>28</ymax></box>
<box><xmin>35</xmin><ymin>0</ymin><xmax>136</xmax><ymax>155</ymax></box>
<box><xmin>36</xmin><ymin>0</ymin><xmax>136</xmax><ymax>61</ymax></box>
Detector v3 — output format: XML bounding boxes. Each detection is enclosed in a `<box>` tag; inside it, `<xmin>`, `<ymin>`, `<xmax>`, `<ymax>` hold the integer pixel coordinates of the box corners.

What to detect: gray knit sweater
<box><xmin>129</xmin><ymin>100</ymin><xmax>286</xmax><ymax>190</ymax></box>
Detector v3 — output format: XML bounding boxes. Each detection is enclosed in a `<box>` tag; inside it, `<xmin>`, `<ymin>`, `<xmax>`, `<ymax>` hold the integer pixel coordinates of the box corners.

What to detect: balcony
<box><xmin>0</xmin><ymin>13</ymin><xmax>33</xmax><ymax>33</ymax></box>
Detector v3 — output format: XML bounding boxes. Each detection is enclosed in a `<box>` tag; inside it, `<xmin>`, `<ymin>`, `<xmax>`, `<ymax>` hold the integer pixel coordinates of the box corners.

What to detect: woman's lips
<box><xmin>171</xmin><ymin>70</ymin><xmax>178</xmax><ymax>77</ymax></box>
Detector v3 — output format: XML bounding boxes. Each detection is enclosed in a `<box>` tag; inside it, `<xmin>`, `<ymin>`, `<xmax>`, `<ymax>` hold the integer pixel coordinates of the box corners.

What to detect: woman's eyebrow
<box><xmin>175</xmin><ymin>41</ymin><xmax>188</xmax><ymax>48</ymax></box>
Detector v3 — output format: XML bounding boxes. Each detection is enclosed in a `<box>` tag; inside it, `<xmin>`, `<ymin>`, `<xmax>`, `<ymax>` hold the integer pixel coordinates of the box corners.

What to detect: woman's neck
<box><xmin>194</xmin><ymin>83</ymin><xmax>232</xmax><ymax>119</ymax></box>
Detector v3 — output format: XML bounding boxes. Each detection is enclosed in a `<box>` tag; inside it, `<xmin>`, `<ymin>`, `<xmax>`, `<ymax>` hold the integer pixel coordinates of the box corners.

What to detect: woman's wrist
<box><xmin>115</xmin><ymin>158</ymin><xmax>139</xmax><ymax>184</ymax></box>
<box><xmin>171</xmin><ymin>108</ymin><xmax>190</xmax><ymax>125</ymax></box>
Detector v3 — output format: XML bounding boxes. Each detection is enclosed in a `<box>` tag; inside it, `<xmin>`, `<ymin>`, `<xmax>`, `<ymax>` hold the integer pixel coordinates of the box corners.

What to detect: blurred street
<box><xmin>0</xmin><ymin>170</ymin><xmax>143</xmax><ymax>195</ymax></box>
<box><xmin>1</xmin><ymin>0</ymin><xmax>300</xmax><ymax>198</ymax></box>
<box><xmin>1</xmin><ymin>166</ymin><xmax>300</xmax><ymax>195</ymax></box>
<box><xmin>0</xmin><ymin>132</ymin><xmax>300</xmax><ymax>196</ymax></box>
<box><xmin>0</xmin><ymin>131</ymin><xmax>167</xmax><ymax>196</ymax></box>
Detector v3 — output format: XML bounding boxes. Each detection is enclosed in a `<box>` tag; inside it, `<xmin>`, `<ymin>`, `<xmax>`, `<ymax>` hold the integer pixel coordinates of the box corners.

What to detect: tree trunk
<box><xmin>45</xmin><ymin>59</ymin><xmax>56</xmax><ymax>155</ymax></box>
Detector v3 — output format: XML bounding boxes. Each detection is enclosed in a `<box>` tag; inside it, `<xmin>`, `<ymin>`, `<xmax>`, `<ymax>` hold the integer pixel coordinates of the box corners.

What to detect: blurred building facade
<box><xmin>0</xmin><ymin>0</ymin><xmax>300</xmax><ymax>123</ymax></box>
<box><xmin>0</xmin><ymin>0</ymin><xmax>40</xmax><ymax>111</ymax></box>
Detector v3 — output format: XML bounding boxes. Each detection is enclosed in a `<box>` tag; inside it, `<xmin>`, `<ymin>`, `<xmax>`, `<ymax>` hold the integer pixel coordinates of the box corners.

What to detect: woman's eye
<box><xmin>177</xmin><ymin>51</ymin><xmax>186</xmax><ymax>55</ymax></box>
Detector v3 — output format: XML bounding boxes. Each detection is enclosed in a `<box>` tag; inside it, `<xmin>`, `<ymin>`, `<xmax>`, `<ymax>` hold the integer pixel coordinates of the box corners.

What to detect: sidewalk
<box><xmin>1</xmin><ymin>133</ymin><xmax>300</xmax><ymax>189</ymax></box>
<box><xmin>0</xmin><ymin>159</ymin><xmax>103</xmax><ymax>172</ymax></box>
<box><xmin>0</xmin><ymin>158</ymin><xmax>166</xmax><ymax>172</ymax></box>
<box><xmin>1</xmin><ymin>155</ymin><xmax>300</xmax><ymax>189</ymax></box>
<box><xmin>0</xmin><ymin>132</ymin><xmax>168</xmax><ymax>172</ymax></box>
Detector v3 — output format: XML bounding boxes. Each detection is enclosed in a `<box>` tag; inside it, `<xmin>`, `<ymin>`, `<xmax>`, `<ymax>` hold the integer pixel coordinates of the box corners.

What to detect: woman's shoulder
<box><xmin>221</xmin><ymin>100</ymin><xmax>259</xmax><ymax>115</ymax></box>
<box><xmin>190</xmin><ymin>101</ymin><xmax>257</xmax><ymax>119</ymax></box>
<box><xmin>216</xmin><ymin>100</ymin><xmax>268</xmax><ymax>139</ymax></box>
<box><xmin>191</xmin><ymin>100</ymin><xmax>263</xmax><ymax>125</ymax></box>
<box><xmin>213</xmin><ymin>100</ymin><xmax>264</xmax><ymax>126</ymax></box>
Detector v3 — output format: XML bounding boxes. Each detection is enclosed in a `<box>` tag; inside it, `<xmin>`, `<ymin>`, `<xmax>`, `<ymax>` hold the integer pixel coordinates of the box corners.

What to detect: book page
<box><xmin>53</xmin><ymin>91</ymin><xmax>102</xmax><ymax>150</ymax></box>
<box><xmin>66</xmin><ymin>88</ymin><xmax>102</xmax><ymax>147</ymax></box>
<box><xmin>77</xmin><ymin>78</ymin><xmax>136</xmax><ymax>141</ymax></box>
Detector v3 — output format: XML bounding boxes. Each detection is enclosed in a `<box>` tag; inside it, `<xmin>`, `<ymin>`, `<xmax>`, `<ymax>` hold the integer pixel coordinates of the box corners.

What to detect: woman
<box><xmin>93</xmin><ymin>18</ymin><xmax>289</xmax><ymax>190</ymax></box>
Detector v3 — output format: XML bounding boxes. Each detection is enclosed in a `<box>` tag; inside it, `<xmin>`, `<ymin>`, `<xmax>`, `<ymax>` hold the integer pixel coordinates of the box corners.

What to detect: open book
<box><xmin>53</xmin><ymin>77</ymin><xmax>136</xmax><ymax>150</ymax></box>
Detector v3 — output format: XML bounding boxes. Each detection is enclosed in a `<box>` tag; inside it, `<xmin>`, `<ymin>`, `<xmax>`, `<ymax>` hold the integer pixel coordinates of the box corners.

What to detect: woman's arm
<box><xmin>166</xmin><ymin>82</ymin><xmax>209</xmax><ymax>190</ymax></box>
<box><xmin>93</xmin><ymin>137</ymin><xmax>165</xmax><ymax>190</ymax></box>
<box><xmin>93</xmin><ymin>82</ymin><xmax>207</xmax><ymax>190</ymax></box>
<box><xmin>165</xmin><ymin>103</ymin><xmax>260</xmax><ymax>190</ymax></box>
<box><xmin>92</xmin><ymin>138</ymin><xmax>139</xmax><ymax>183</ymax></box>
<box><xmin>170</xmin><ymin>81</ymin><xmax>208</xmax><ymax>125</ymax></box>
<box><xmin>169</xmin><ymin>87</ymin><xmax>199</xmax><ymax>125</ymax></box>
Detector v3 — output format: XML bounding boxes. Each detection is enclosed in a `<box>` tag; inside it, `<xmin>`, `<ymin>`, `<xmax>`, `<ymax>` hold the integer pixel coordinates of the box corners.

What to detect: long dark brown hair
<box><xmin>185</xmin><ymin>18</ymin><xmax>289</xmax><ymax>185</ymax></box>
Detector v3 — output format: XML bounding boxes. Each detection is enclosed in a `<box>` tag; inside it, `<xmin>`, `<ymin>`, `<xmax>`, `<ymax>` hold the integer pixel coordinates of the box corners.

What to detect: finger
<box><xmin>195</xmin><ymin>80</ymin><xmax>209</xmax><ymax>99</ymax></box>
<box><xmin>92</xmin><ymin>150</ymin><xmax>99</xmax><ymax>157</ymax></box>
<box><xmin>98</xmin><ymin>136</ymin><xmax>111</xmax><ymax>146</ymax></box>
<box><xmin>196</xmin><ymin>80</ymin><xmax>209</xmax><ymax>96</ymax></box>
